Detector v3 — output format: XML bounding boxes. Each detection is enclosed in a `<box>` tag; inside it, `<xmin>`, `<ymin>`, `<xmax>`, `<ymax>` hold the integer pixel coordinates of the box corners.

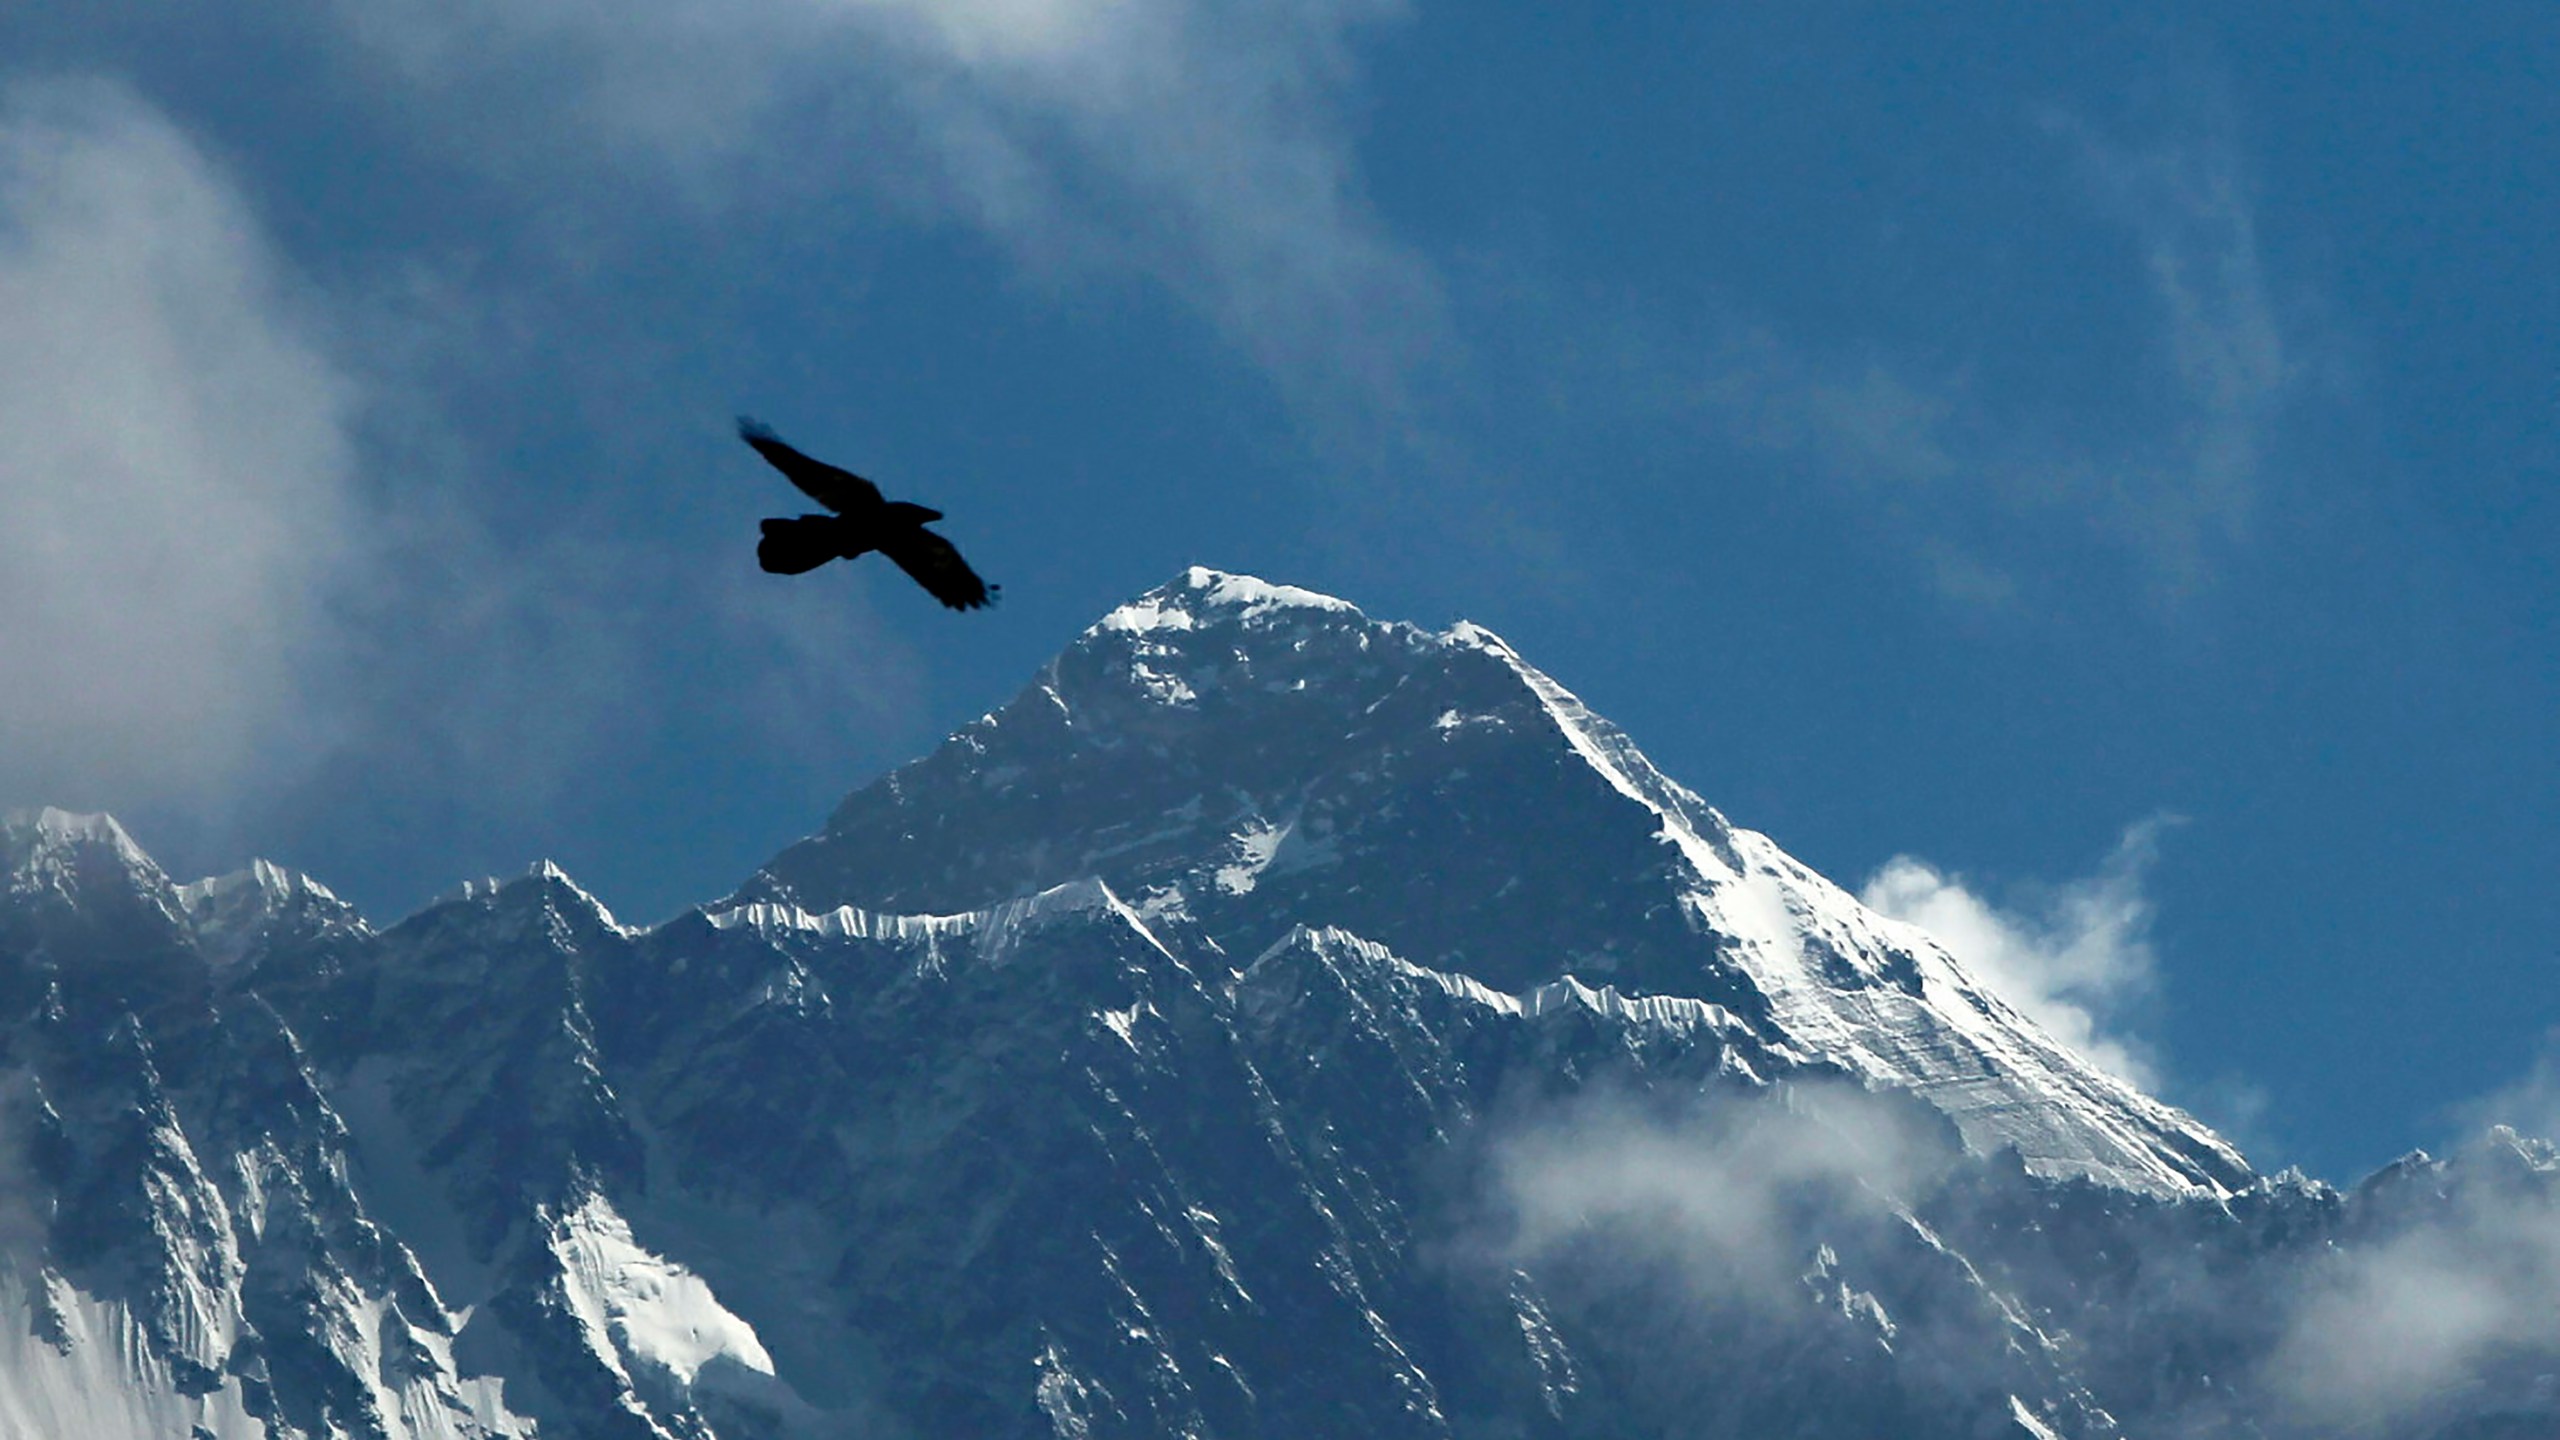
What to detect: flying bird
<box><xmin>738</xmin><ymin>418</ymin><xmax>997</xmax><ymax>610</ymax></box>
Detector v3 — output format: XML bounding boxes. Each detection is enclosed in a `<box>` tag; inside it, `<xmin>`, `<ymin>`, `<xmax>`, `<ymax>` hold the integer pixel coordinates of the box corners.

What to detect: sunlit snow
<box><xmin>551</xmin><ymin>1192</ymin><xmax>774</xmax><ymax>1387</ymax></box>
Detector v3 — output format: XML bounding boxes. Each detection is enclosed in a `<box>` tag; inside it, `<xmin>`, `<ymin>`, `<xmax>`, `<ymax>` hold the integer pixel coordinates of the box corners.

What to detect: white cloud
<box><xmin>0</xmin><ymin>75</ymin><xmax>925</xmax><ymax>902</ymax></box>
<box><xmin>2263</xmin><ymin>1131</ymin><xmax>2560</xmax><ymax>1429</ymax></box>
<box><xmin>0</xmin><ymin>77</ymin><xmax>361</xmax><ymax>813</ymax></box>
<box><xmin>1860</xmin><ymin>820</ymin><xmax>2171</xmax><ymax>1087</ymax></box>
<box><xmin>328</xmin><ymin>0</ymin><xmax>1439</xmax><ymax>414</ymax></box>
<box><xmin>1491</xmin><ymin>1081</ymin><xmax>1949</xmax><ymax>1307</ymax></box>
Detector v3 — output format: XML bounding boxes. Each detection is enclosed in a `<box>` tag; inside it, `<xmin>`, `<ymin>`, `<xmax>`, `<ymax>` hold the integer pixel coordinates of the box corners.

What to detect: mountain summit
<box><xmin>747</xmin><ymin>567</ymin><xmax>2243</xmax><ymax>1196</ymax></box>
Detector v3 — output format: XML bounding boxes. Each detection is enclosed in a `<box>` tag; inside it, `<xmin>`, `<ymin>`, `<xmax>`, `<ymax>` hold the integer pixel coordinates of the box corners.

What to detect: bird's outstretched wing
<box><xmin>878</xmin><ymin>527</ymin><xmax>998</xmax><ymax>610</ymax></box>
<box><xmin>737</xmin><ymin>417</ymin><xmax>883</xmax><ymax>514</ymax></box>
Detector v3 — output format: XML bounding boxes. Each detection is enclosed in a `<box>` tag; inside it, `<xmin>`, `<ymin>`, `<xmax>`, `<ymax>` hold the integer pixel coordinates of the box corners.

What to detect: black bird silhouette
<box><xmin>738</xmin><ymin>418</ymin><xmax>997</xmax><ymax>610</ymax></box>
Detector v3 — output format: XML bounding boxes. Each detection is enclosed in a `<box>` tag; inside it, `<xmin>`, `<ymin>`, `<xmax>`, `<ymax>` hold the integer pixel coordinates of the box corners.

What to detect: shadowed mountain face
<box><xmin>0</xmin><ymin>574</ymin><xmax>2555</xmax><ymax>1440</ymax></box>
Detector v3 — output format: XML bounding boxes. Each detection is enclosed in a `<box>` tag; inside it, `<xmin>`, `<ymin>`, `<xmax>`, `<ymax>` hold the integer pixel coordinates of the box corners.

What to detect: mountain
<box><xmin>746</xmin><ymin>569</ymin><xmax>2241</xmax><ymax>1197</ymax></box>
<box><xmin>0</xmin><ymin>571</ymin><xmax>2553</xmax><ymax>1439</ymax></box>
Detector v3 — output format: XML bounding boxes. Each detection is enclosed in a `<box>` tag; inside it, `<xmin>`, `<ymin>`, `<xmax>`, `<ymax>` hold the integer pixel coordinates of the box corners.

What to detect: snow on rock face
<box><xmin>2</xmin><ymin>807</ymin><xmax>157</xmax><ymax>878</ymax></box>
<box><xmin>751</xmin><ymin>567</ymin><xmax>1744</xmax><ymax>990</ymax></box>
<box><xmin>550</xmin><ymin>1192</ymin><xmax>774</xmax><ymax>1389</ymax></box>
<box><xmin>1</xmin><ymin>808</ymin><xmax>208</xmax><ymax>1028</ymax></box>
<box><xmin>3</xmin><ymin>807</ymin><xmax>172</xmax><ymax>918</ymax></box>
<box><xmin>749</xmin><ymin>569</ymin><xmax>2243</xmax><ymax>1196</ymax></box>
<box><xmin>176</xmin><ymin>859</ymin><xmax>367</xmax><ymax>968</ymax></box>
<box><xmin>0</xmin><ymin>1269</ymin><xmax>268</xmax><ymax>1440</ymax></box>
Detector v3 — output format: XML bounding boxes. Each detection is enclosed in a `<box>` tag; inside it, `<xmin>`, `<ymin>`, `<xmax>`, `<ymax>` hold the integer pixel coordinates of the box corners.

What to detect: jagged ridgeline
<box><xmin>2</xmin><ymin>569</ymin><xmax>2554</xmax><ymax>1440</ymax></box>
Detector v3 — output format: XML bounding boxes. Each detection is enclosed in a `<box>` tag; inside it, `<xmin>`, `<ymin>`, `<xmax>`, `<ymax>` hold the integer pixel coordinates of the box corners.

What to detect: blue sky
<box><xmin>0</xmin><ymin>3</ymin><xmax>2549</xmax><ymax>1183</ymax></box>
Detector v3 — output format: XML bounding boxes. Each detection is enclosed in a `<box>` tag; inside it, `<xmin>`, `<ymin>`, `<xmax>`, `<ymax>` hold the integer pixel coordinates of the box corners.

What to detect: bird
<box><xmin>737</xmin><ymin>418</ymin><xmax>997</xmax><ymax>611</ymax></box>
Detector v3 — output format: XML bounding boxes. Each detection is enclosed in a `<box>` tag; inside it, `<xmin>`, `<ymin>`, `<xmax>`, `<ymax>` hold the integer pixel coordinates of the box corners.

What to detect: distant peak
<box><xmin>5</xmin><ymin>805</ymin><xmax>147</xmax><ymax>858</ymax></box>
<box><xmin>426</xmin><ymin>860</ymin><xmax>625</xmax><ymax>932</ymax></box>
<box><xmin>178</xmin><ymin>857</ymin><xmax>340</xmax><ymax>903</ymax></box>
<box><xmin>177</xmin><ymin>858</ymin><xmax>367</xmax><ymax>960</ymax></box>
<box><xmin>2479</xmin><ymin>1124</ymin><xmax>2560</xmax><ymax>1174</ymax></box>
<box><xmin>3</xmin><ymin>808</ymin><xmax>165</xmax><ymax>894</ymax></box>
<box><xmin>504</xmin><ymin>855</ymin><xmax>629</xmax><ymax>922</ymax></box>
<box><xmin>525</xmin><ymin>860</ymin><xmax>628</xmax><ymax>931</ymax></box>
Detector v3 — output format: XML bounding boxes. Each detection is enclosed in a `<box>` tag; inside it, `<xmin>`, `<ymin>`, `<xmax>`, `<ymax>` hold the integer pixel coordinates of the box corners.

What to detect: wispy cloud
<box><xmin>327</xmin><ymin>0</ymin><xmax>1441</xmax><ymax>416</ymax></box>
<box><xmin>2262</xmin><ymin>1129</ymin><xmax>2560</xmax><ymax>1431</ymax></box>
<box><xmin>1672</xmin><ymin>121</ymin><xmax>2298</xmax><ymax>609</ymax></box>
<box><xmin>1860</xmin><ymin>819</ymin><xmax>2174</xmax><ymax>1087</ymax></box>
<box><xmin>1490</xmin><ymin>1080</ymin><xmax>1950</xmax><ymax>1308</ymax></box>
<box><xmin>701</xmin><ymin>560</ymin><xmax>928</xmax><ymax>781</ymax></box>
<box><xmin>2049</xmin><ymin>118</ymin><xmax>2294</xmax><ymax>596</ymax></box>
<box><xmin>2460</xmin><ymin>1038</ymin><xmax>2560</xmax><ymax>1145</ymax></box>
<box><xmin>0</xmin><ymin>76</ymin><xmax>361</xmax><ymax>813</ymax></box>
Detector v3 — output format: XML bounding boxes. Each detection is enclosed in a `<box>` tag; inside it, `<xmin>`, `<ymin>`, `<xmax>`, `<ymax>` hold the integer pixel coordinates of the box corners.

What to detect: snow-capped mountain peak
<box><xmin>175</xmin><ymin>861</ymin><xmax>367</xmax><ymax>968</ymax></box>
<box><xmin>4</xmin><ymin>806</ymin><xmax>167</xmax><ymax>898</ymax></box>
<box><xmin>754</xmin><ymin>569</ymin><xmax>2244</xmax><ymax>1195</ymax></box>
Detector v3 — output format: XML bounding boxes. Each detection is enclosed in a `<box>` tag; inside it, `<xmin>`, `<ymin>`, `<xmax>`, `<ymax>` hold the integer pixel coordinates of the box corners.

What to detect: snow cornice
<box><xmin>701</xmin><ymin>875</ymin><xmax>1178</xmax><ymax>965</ymax></box>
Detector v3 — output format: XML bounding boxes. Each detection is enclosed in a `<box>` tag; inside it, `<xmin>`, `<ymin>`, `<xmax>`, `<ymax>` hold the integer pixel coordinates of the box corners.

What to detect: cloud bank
<box><xmin>2259</xmin><ymin>1039</ymin><xmax>2560</xmax><ymax>1429</ymax></box>
<box><xmin>0</xmin><ymin>77</ymin><xmax>361</xmax><ymax>814</ymax></box>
